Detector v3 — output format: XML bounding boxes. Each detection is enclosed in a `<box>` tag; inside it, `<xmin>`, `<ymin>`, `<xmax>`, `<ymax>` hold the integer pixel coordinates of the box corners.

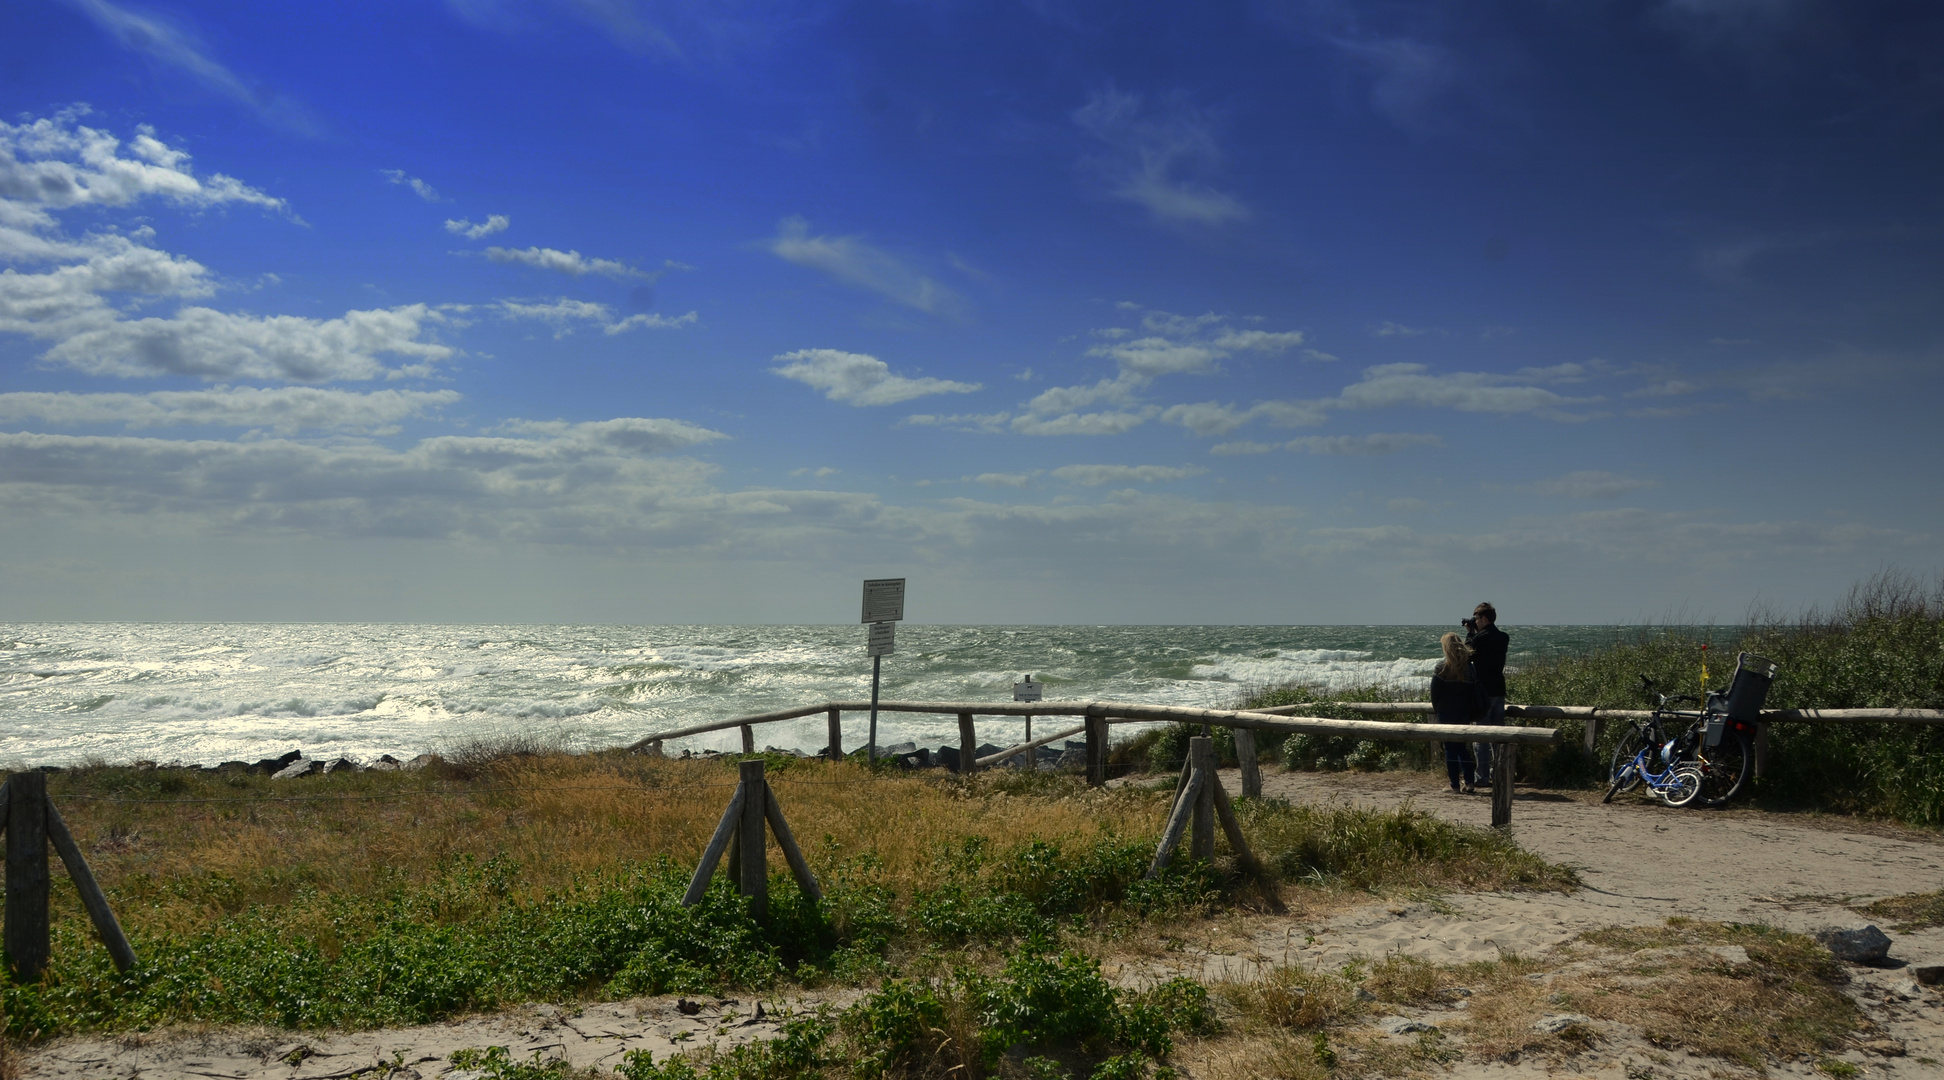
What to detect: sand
<box><xmin>21</xmin><ymin>766</ymin><xmax>1944</xmax><ymax>1079</ymax></box>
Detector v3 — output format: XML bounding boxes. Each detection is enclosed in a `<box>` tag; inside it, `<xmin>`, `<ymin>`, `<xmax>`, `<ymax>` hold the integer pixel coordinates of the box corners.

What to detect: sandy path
<box><xmin>22</xmin><ymin>768</ymin><xmax>1944</xmax><ymax>1079</ymax></box>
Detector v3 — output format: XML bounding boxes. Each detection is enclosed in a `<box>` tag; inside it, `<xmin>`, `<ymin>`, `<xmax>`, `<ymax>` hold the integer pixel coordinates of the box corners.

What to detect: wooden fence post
<box><xmin>738</xmin><ymin>759</ymin><xmax>767</xmax><ymax>922</ymax></box>
<box><xmin>1583</xmin><ymin>716</ymin><xmax>1602</xmax><ymax>755</ymax></box>
<box><xmin>1085</xmin><ymin>712</ymin><xmax>1107</xmax><ymax>786</ymax></box>
<box><xmin>740</xmin><ymin>724</ymin><xmax>756</xmax><ymax>755</ymax></box>
<box><xmin>1235</xmin><ymin>727</ymin><xmax>1261</xmax><ymax>798</ymax></box>
<box><xmin>1491</xmin><ymin>743</ymin><xmax>1514</xmax><ymax>829</ymax></box>
<box><xmin>1189</xmin><ymin>736</ymin><xmax>1215</xmax><ymax>860</ymax></box>
<box><xmin>958</xmin><ymin>713</ymin><xmax>977</xmax><ymax>775</ymax></box>
<box><xmin>6</xmin><ymin>772</ymin><xmax>50</xmax><ymax>981</ymax></box>
<box><xmin>826</xmin><ymin>708</ymin><xmax>843</xmax><ymax>762</ymax></box>
<box><xmin>1753</xmin><ymin>723</ymin><xmax>1768</xmax><ymax>779</ymax></box>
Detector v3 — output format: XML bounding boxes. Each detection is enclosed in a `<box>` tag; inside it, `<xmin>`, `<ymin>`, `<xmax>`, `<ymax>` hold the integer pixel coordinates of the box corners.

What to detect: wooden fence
<box><xmin>631</xmin><ymin>698</ymin><xmax>1559</xmax><ymax>827</ymax></box>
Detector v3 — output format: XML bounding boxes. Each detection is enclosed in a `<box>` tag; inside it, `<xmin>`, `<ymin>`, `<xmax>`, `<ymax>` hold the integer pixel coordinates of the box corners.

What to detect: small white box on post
<box><xmin>1014</xmin><ymin>675</ymin><xmax>1041</xmax><ymax>770</ymax></box>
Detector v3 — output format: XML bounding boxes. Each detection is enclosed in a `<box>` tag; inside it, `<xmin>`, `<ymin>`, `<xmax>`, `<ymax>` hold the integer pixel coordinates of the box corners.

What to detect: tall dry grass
<box><xmin>43</xmin><ymin>752</ymin><xmax>1168</xmax><ymax>938</ymax></box>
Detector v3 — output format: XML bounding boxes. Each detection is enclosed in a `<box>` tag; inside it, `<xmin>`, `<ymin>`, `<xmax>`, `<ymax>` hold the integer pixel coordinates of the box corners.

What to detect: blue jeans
<box><xmin>1472</xmin><ymin>696</ymin><xmax>1505</xmax><ymax>781</ymax></box>
<box><xmin>1443</xmin><ymin>741</ymin><xmax>1475</xmax><ymax>788</ymax></box>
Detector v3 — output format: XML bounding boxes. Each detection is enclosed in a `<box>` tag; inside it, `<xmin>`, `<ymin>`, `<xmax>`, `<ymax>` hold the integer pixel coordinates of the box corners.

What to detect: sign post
<box><xmin>861</xmin><ymin>579</ymin><xmax>906</xmax><ymax>764</ymax></box>
<box><xmin>1013</xmin><ymin>674</ymin><xmax>1041</xmax><ymax>770</ymax></box>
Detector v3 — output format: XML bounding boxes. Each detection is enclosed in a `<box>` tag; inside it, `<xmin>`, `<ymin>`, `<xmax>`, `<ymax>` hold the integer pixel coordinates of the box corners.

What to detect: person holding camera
<box><xmin>1464</xmin><ymin>602</ymin><xmax>1509</xmax><ymax>783</ymax></box>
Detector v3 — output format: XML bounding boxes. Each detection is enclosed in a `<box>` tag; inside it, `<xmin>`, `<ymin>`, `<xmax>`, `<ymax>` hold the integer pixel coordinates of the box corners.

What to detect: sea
<box><xmin>0</xmin><ymin>623</ymin><xmax>1632</xmax><ymax>768</ymax></box>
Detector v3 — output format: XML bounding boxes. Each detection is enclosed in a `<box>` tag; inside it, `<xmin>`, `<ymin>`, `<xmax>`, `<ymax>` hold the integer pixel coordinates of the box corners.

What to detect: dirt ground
<box><xmin>21</xmin><ymin>767</ymin><xmax>1944</xmax><ymax>1080</ymax></box>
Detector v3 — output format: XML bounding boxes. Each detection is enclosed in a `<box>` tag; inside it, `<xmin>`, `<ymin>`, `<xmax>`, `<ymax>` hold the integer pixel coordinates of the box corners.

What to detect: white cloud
<box><xmin>1010</xmin><ymin>410</ymin><xmax>1153</xmax><ymax>436</ymax></box>
<box><xmin>969</xmin><ymin>471</ymin><xmax>1038</xmax><ymax>487</ymax></box>
<box><xmin>767</xmin><ymin>217</ymin><xmax>966</xmax><ymax>318</ymax></box>
<box><xmin>1023</xmin><ymin>307</ymin><xmax>1308</xmax><ymax>436</ymax></box>
<box><xmin>445</xmin><ymin>214</ymin><xmax>509</xmax><ymax>239</ymax></box>
<box><xmin>60</xmin><ymin>1</ymin><xmax>322</xmax><ymax>134</ymax></box>
<box><xmin>1372</xmin><ymin>321</ymin><xmax>1430</xmax><ymax>337</ymax></box>
<box><xmin>484</xmin><ymin>245</ymin><xmax>646</xmax><ymax>280</ymax></box>
<box><xmin>381</xmin><ymin>169</ymin><xmax>441</xmax><ymax>202</ymax></box>
<box><xmin>606</xmin><ymin>311</ymin><xmax>699</xmax><ymax>334</ymax></box>
<box><xmin>40</xmin><ymin>303</ymin><xmax>456</xmax><ymax>382</ymax></box>
<box><xmin>1050</xmin><ymin>464</ymin><xmax>1208</xmax><ymax>486</ymax></box>
<box><xmin>901</xmin><ymin>412</ymin><xmax>1011</xmax><ymax>434</ymax></box>
<box><xmin>1160</xmin><ymin>400</ymin><xmax>1326</xmax><ymax>436</ymax></box>
<box><xmin>496</xmin><ymin>298</ymin><xmax>697</xmax><ymax>337</ymax></box>
<box><xmin>0</xmin><ymin>387</ymin><xmax>461</xmax><ymax>434</ymax></box>
<box><xmin>771</xmin><ymin>349</ymin><xmax>981</xmax><ymax>407</ymax></box>
<box><xmin>1072</xmin><ymin>89</ymin><xmax>1249</xmax><ymax>226</ymax></box>
<box><xmin>1524</xmin><ymin>471</ymin><xmax>1660</xmax><ymax>499</ymax></box>
<box><xmin>1209</xmin><ymin>440</ymin><xmax>1276</xmax><ymax>456</ymax></box>
<box><xmin>1327</xmin><ymin>364</ymin><xmax>1599</xmax><ymax>419</ymax></box>
<box><xmin>0</xmin><ymin>109</ymin><xmax>286</xmax><ymax>213</ymax></box>
<box><xmin>790</xmin><ymin>466</ymin><xmax>839</xmax><ymax>478</ymax></box>
<box><xmin>1282</xmin><ymin>432</ymin><xmax>1442</xmax><ymax>455</ymax></box>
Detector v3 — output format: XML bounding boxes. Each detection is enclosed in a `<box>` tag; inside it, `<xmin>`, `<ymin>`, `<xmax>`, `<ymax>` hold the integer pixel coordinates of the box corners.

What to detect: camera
<box><xmin>1461</xmin><ymin>617</ymin><xmax>1478</xmax><ymax>631</ymax></box>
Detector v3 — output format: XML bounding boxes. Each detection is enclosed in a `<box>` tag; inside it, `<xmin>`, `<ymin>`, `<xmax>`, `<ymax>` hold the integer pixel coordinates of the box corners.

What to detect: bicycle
<box><xmin>1602</xmin><ymin>706</ymin><xmax>1706</xmax><ymax>807</ymax></box>
<box><xmin>1606</xmin><ymin>653</ymin><xmax>1773</xmax><ymax>808</ymax></box>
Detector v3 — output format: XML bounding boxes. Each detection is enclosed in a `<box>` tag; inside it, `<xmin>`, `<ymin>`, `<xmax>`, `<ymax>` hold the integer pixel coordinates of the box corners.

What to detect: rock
<box><xmin>404</xmin><ymin>753</ymin><xmax>439</xmax><ymax>770</ymax></box>
<box><xmin>253</xmin><ymin>749</ymin><xmax>302</xmax><ymax>775</ymax></box>
<box><xmin>322</xmin><ymin>757</ymin><xmax>361</xmax><ymax>774</ymax></box>
<box><xmin>1914</xmin><ymin>965</ymin><xmax>1944</xmax><ymax>986</ymax></box>
<box><xmin>676</xmin><ymin>998</ymin><xmax>702</xmax><ymax>1015</ymax></box>
<box><xmin>367</xmin><ymin>760</ymin><xmax>399</xmax><ymax>772</ymax></box>
<box><xmin>1354</xmin><ymin>987</ymin><xmax>1376</xmax><ymax>1002</ymax></box>
<box><xmin>896</xmin><ymin>748</ymin><xmax>931</xmax><ymax>769</ymax></box>
<box><xmin>1055</xmin><ymin>747</ymin><xmax>1087</xmax><ymax>767</ymax></box>
<box><xmin>216</xmin><ymin>760</ymin><xmax>250</xmax><ymax>772</ymax></box>
<box><xmin>975</xmin><ymin>743</ymin><xmax>1003</xmax><ymax>758</ymax></box>
<box><xmin>936</xmin><ymin>745</ymin><xmax>960</xmax><ymax>771</ymax></box>
<box><xmin>1814</xmin><ymin>924</ymin><xmax>1893</xmax><ymax>964</ymax></box>
<box><xmin>1377</xmin><ymin>1016</ymin><xmax>1435</xmax><ymax>1035</ymax></box>
<box><xmin>1533</xmin><ymin>1013</ymin><xmax>1592</xmax><ymax>1034</ymax></box>
<box><xmin>273</xmin><ymin>758</ymin><xmax>323</xmax><ymax>779</ymax></box>
<box><xmin>884</xmin><ymin>741</ymin><xmax>918</xmax><ymax>757</ymax></box>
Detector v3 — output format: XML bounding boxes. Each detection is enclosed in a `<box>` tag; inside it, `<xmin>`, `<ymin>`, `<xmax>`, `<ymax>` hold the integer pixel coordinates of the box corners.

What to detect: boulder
<box><xmin>1814</xmin><ymin>924</ymin><xmax>1892</xmax><ymax>964</ymax></box>
<box><xmin>252</xmin><ymin>749</ymin><xmax>303</xmax><ymax>775</ymax></box>
<box><xmin>884</xmin><ymin>741</ymin><xmax>918</xmax><ymax>757</ymax></box>
<box><xmin>367</xmin><ymin>759</ymin><xmax>399</xmax><ymax>772</ymax></box>
<box><xmin>1377</xmin><ymin>1016</ymin><xmax>1435</xmax><ymax>1035</ymax></box>
<box><xmin>1533</xmin><ymin>1013</ymin><xmax>1592</xmax><ymax>1034</ymax></box>
<box><xmin>273</xmin><ymin>758</ymin><xmax>323</xmax><ymax>780</ymax></box>
<box><xmin>1914</xmin><ymin>965</ymin><xmax>1944</xmax><ymax>986</ymax></box>
<box><xmin>322</xmin><ymin>757</ymin><xmax>361</xmax><ymax>774</ymax></box>
<box><xmin>216</xmin><ymin>760</ymin><xmax>250</xmax><ymax>772</ymax></box>
<box><xmin>403</xmin><ymin>753</ymin><xmax>439</xmax><ymax>770</ymax></box>
<box><xmin>936</xmin><ymin>745</ymin><xmax>961</xmax><ymax>771</ymax></box>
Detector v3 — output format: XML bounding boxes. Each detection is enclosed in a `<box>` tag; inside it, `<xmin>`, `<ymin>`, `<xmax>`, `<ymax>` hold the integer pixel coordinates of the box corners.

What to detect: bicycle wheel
<box><xmin>1658</xmin><ymin>766</ymin><xmax>1704</xmax><ymax>808</ymax></box>
<box><xmin>1693</xmin><ymin>731</ymin><xmax>1752</xmax><ymax>806</ymax></box>
<box><xmin>1606</xmin><ymin>725</ymin><xmax>1649</xmax><ymax>798</ymax></box>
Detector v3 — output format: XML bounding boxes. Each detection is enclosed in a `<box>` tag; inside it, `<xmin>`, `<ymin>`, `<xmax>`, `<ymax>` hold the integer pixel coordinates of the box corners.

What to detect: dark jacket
<box><xmin>1466</xmin><ymin>624</ymin><xmax>1509</xmax><ymax>699</ymax></box>
<box><xmin>1430</xmin><ymin>661</ymin><xmax>1482</xmax><ymax>726</ymax></box>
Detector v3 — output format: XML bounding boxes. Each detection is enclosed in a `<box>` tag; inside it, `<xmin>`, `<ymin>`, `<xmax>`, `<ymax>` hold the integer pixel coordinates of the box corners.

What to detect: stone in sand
<box><xmin>1814</xmin><ymin>924</ymin><xmax>1892</xmax><ymax>963</ymax></box>
<box><xmin>274</xmin><ymin>758</ymin><xmax>324</xmax><ymax>779</ymax></box>
<box><xmin>1377</xmin><ymin>1017</ymin><xmax>1435</xmax><ymax>1035</ymax></box>
<box><xmin>1533</xmin><ymin>1013</ymin><xmax>1592</xmax><ymax>1034</ymax></box>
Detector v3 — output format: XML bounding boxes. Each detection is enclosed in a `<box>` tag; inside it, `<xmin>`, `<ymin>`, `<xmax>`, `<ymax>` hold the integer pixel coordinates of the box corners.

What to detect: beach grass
<box><xmin>2</xmin><ymin>750</ymin><xmax>1571</xmax><ymax>1045</ymax></box>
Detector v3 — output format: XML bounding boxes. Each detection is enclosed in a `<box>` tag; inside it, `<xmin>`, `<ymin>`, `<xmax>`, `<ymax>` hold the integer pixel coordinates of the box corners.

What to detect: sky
<box><xmin>1</xmin><ymin>0</ymin><xmax>1940</xmax><ymax>625</ymax></box>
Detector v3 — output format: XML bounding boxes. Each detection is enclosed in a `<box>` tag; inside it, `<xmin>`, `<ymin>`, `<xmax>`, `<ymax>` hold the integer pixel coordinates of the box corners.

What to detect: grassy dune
<box><xmin>1</xmin><ymin>750</ymin><xmax>1567</xmax><ymax>1047</ymax></box>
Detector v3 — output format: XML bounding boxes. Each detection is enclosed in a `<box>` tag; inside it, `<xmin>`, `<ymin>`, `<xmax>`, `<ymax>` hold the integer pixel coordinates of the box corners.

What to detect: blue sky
<box><xmin>1</xmin><ymin>0</ymin><xmax>1939</xmax><ymax>624</ymax></box>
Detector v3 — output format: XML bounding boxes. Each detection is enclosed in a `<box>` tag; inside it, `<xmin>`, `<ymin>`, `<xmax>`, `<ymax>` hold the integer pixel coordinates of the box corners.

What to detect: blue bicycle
<box><xmin>1603</xmin><ymin>713</ymin><xmax>1705</xmax><ymax>807</ymax></box>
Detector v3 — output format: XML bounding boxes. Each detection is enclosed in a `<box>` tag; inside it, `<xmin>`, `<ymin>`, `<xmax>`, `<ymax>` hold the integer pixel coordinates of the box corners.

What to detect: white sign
<box><xmin>861</xmin><ymin>578</ymin><xmax>906</xmax><ymax>623</ymax></box>
<box><xmin>1013</xmin><ymin>678</ymin><xmax>1042</xmax><ymax>703</ymax></box>
<box><xmin>867</xmin><ymin>620</ymin><xmax>896</xmax><ymax>657</ymax></box>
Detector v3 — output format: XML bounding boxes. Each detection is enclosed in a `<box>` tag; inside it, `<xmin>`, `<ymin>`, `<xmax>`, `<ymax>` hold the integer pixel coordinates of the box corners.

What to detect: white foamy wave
<box><xmin>1190</xmin><ymin>648</ymin><xmax>1437</xmax><ymax>692</ymax></box>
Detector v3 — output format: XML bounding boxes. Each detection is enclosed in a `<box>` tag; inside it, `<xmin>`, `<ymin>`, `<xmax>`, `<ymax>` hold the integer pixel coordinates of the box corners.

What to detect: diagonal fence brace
<box><xmin>681</xmin><ymin>759</ymin><xmax>822</xmax><ymax>920</ymax></box>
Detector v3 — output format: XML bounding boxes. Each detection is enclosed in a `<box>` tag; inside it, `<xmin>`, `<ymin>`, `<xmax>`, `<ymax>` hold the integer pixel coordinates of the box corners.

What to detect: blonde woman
<box><xmin>1430</xmin><ymin>632</ymin><xmax>1481</xmax><ymax>793</ymax></box>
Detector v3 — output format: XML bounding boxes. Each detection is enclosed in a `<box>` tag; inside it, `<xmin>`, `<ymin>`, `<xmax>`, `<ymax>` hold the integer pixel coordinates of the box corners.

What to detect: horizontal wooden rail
<box><xmin>977</xmin><ymin>724</ymin><xmax>1087</xmax><ymax>767</ymax></box>
<box><xmin>631</xmin><ymin>698</ymin><xmax>1562</xmax><ymax>753</ymax></box>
